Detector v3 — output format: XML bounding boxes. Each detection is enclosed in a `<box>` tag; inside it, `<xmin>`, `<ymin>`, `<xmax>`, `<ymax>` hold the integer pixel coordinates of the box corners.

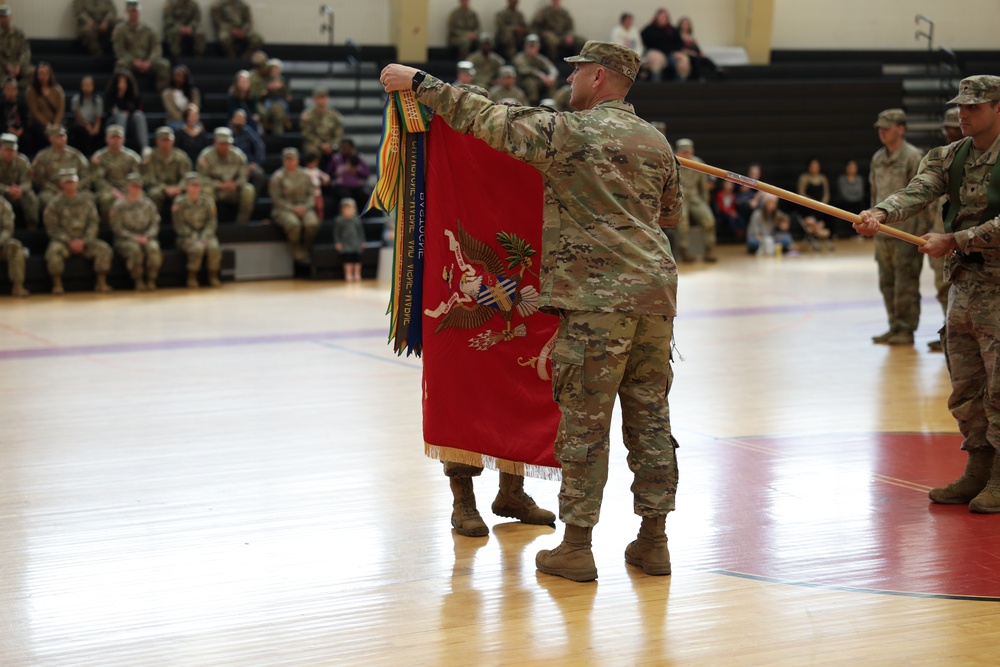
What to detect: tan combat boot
<box><xmin>146</xmin><ymin>270</ymin><xmax>158</xmax><ymax>291</ymax></box>
<box><xmin>969</xmin><ymin>451</ymin><xmax>1000</xmax><ymax>513</ymax></box>
<box><xmin>95</xmin><ymin>273</ymin><xmax>113</xmax><ymax>293</ymax></box>
<box><xmin>536</xmin><ymin>524</ymin><xmax>598</xmax><ymax>582</ymax></box>
<box><xmin>132</xmin><ymin>269</ymin><xmax>147</xmax><ymax>291</ymax></box>
<box><xmin>872</xmin><ymin>330</ymin><xmax>895</xmax><ymax>344</ymax></box>
<box><xmin>11</xmin><ymin>281</ymin><xmax>28</xmax><ymax>297</ymax></box>
<box><xmin>187</xmin><ymin>270</ymin><xmax>200</xmax><ymax>288</ymax></box>
<box><xmin>929</xmin><ymin>448</ymin><xmax>995</xmax><ymax>504</ymax></box>
<box><xmin>450</xmin><ymin>476</ymin><xmax>488</xmax><ymax>537</ymax></box>
<box><xmin>492</xmin><ymin>472</ymin><xmax>556</xmax><ymax>525</ymax></box>
<box><xmin>702</xmin><ymin>245</ymin><xmax>718</xmax><ymax>263</ymax></box>
<box><xmin>51</xmin><ymin>275</ymin><xmax>64</xmax><ymax>295</ymax></box>
<box><xmin>676</xmin><ymin>247</ymin><xmax>695</xmax><ymax>263</ymax></box>
<box><xmin>209</xmin><ymin>273</ymin><xmax>222</xmax><ymax>288</ymax></box>
<box><xmin>624</xmin><ymin>515</ymin><xmax>671</xmax><ymax>575</ymax></box>
<box><xmin>886</xmin><ymin>331</ymin><xmax>914</xmax><ymax>345</ymax></box>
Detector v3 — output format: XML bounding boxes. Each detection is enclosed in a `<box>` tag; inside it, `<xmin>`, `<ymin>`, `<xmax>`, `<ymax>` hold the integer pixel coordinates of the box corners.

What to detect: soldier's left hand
<box><xmin>918</xmin><ymin>232</ymin><xmax>957</xmax><ymax>258</ymax></box>
<box><xmin>380</xmin><ymin>64</ymin><xmax>420</xmax><ymax>92</ymax></box>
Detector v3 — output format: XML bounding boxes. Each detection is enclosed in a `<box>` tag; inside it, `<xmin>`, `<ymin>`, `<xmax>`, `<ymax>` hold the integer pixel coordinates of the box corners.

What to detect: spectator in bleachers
<box><xmin>454</xmin><ymin>61</ymin><xmax>475</xmax><ymax>86</ymax></box>
<box><xmin>610</xmin><ymin>12</ymin><xmax>643</xmax><ymax>55</ymax></box>
<box><xmin>674</xmin><ymin>138</ymin><xmax>716</xmax><ymax>262</ymax></box>
<box><xmin>2</xmin><ymin>77</ymin><xmax>28</xmax><ymax>145</ymax></box>
<box><xmin>299</xmin><ymin>87</ymin><xmax>343</xmax><ymax>163</ymax></box>
<box><xmin>714</xmin><ymin>179</ymin><xmax>745</xmax><ymax>239</ymax></box>
<box><xmin>110</xmin><ymin>173</ymin><xmax>161</xmax><ymax>290</ymax></box>
<box><xmin>211</xmin><ymin>0</ymin><xmax>263</xmax><ymax>59</ymax></box>
<box><xmin>334</xmin><ymin>197</ymin><xmax>364</xmax><ymax>283</ymax></box>
<box><xmin>227</xmin><ymin>70</ymin><xmax>261</xmax><ymax>132</ymax></box>
<box><xmin>172</xmin><ymin>172</ymin><xmax>221</xmax><ymax>287</ymax></box>
<box><xmin>747</xmin><ymin>194</ymin><xmax>792</xmax><ymax>255</ymax></box>
<box><xmin>33</xmin><ymin>125</ymin><xmax>90</xmax><ymax>213</ymax></box>
<box><xmin>44</xmin><ymin>167</ymin><xmax>112</xmax><ymax>295</ymax></box>
<box><xmin>0</xmin><ymin>6</ymin><xmax>33</xmax><ymax>92</ymax></box>
<box><xmin>495</xmin><ymin>0</ymin><xmax>527</xmax><ymax>61</ymax></box>
<box><xmin>196</xmin><ymin>126</ymin><xmax>254</xmax><ymax>224</ymax></box>
<box><xmin>69</xmin><ymin>75</ymin><xmax>104</xmax><ymax>157</ymax></box>
<box><xmin>143</xmin><ymin>126</ymin><xmax>191</xmax><ymax>216</ymax></box>
<box><xmin>0</xmin><ymin>194</ymin><xmax>26</xmax><ymax>295</ymax></box>
<box><xmin>734</xmin><ymin>162</ymin><xmax>762</xmax><ymax>224</ymax></box>
<box><xmin>270</xmin><ymin>147</ymin><xmax>319</xmax><ymax>264</ymax></box>
<box><xmin>531</xmin><ymin>0</ymin><xmax>584</xmax><ymax>61</ymax></box>
<box><xmin>257</xmin><ymin>58</ymin><xmax>290</xmax><ymax>136</ymax></box>
<box><xmin>25</xmin><ymin>63</ymin><xmax>66</xmax><ymax>158</ymax></box>
<box><xmin>469</xmin><ymin>33</ymin><xmax>504</xmax><ymax>89</ymax></box>
<box><xmin>677</xmin><ymin>17</ymin><xmax>715</xmax><ymax>81</ymax></box>
<box><xmin>113</xmin><ymin>0</ymin><xmax>170</xmax><ymax>94</ymax></box>
<box><xmin>162</xmin><ymin>65</ymin><xmax>202</xmax><ymax>127</ymax></box>
<box><xmin>175</xmin><ymin>103</ymin><xmax>209</xmax><ymax>164</ymax></box>
<box><xmin>228</xmin><ymin>109</ymin><xmax>265</xmax><ymax>196</ymax></box>
<box><xmin>300</xmin><ymin>151</ymin><xmax>329</xmax><ymax>220</ymax></box>
<box><xmin>0</xmin><ymin>132</ymin><xmax>39</xmax><ymax>229</ymax></box>
<box><xmin>106</xmin><ymin>69</ymin><xmax>149</xmax><ymax>155</ymax></box>
<box><xmin>326</xmin><ymin>138</ymin><xmax>370</xmax><ymax>209</ymax></box>
<box><xmin>73</xmin><ymin>0</ymin><xmax>117</xmax><ymax>56</ymax></box>
<box><xmin>163</xmin><ymin>0</ymin><xmax>206</xmax><ymax>59</ymax></box>
<box><xmin>640</xmin><ymin>9</ymin><xmax>687</xmax><ymax>82</ymax></box>
<box><xmin>513</xmin><ymin>34</ymin><xmax>557</xmax><ymax>106</ymax></box>
<box><xmin>447</xmin><ymin>0</ymin><xmax>480</xmax><ymax>61</ymax></box>
<box><xmin>796</xmin><ymin>158</ymin><xmax>830</xmax><ymax>236</ymax></box>
<box><xmin>488</xmin><ymin>65</ymin><xmax>528</xmax><ymax>105</ymax></box>
<box><xmin>832</xmin><ymin>158</ymin><xmax>865</xmax><ymax>236</ymax></box>
<box><xmin>91</xmin><ymin>124</ymin><xmax>141</xmax><ymax>225</ymax></box>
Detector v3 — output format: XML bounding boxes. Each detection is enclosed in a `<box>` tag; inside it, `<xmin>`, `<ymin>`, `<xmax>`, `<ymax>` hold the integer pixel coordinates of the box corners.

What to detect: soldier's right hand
<box><xmin>854</xmin><ymin>208</ymin><xmax>885</xmax><ymax>237</ymax></box>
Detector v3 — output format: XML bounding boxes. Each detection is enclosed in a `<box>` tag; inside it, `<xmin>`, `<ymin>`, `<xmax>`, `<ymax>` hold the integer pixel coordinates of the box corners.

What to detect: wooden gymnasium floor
<box><xmin>3</xmin><ymin>239</ymin><xmax>1000</xmax><ymax>666</ymax></box>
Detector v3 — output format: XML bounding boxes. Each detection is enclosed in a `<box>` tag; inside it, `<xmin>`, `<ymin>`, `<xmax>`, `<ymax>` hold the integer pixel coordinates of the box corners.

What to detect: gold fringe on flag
<box><xmin>425</xmin><ymin>443</ymin><xmax>563</xmax><ymax>481</ymax></box>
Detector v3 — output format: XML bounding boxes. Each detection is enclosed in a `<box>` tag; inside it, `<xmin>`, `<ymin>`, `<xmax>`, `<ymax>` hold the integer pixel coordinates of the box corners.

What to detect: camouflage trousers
<box><xmin>261</xmin><ymin>99</ymin><xmax>288</xmax><ymax>136</ymax></box>
<box><xmin>495</xmin><ymin>29</ymin><xmax>522</xmax><ymax>60</ymax></box>
<box><xmin>97</xmin><ymin>191</ymin><xmax>124</xmax><ymax>225</ymax></box>
<box><xmin>217</xmin><ymin>30</ymin><xmax>264</xmax><ymax>59</ymax></box>
<box><xmin>272</xmin><ymin>210</ymin><xmax>320</xmax><ymax>246</ymax></box>
<box><xmin>875</xmin><ymin>235</ymin><xmax>924</xmax><ymax>334</ymax></box>
<box><xmin>114</xmin><ymin>238</ymin><xmax>162</xmax><ymax>278</ymax></box>
<box><xmin>944</xmin><ymin>274</ymin><xmax>1000</xmax><ymax>454</ymax></box>
<box><xmin>78</xmin><ymin>25</ymin><xmax>112</xmax><ymax>56</ymax></box>
<box><xmin>928</xmin><ymin>254</ymin><xmax>950</xmax><ymax>316</ymax></box>
<box><xmin>519</xmin><ymin>76</ymin><xmax>552</xmax><ymax>106</ymax></box>
<box><xmin>4</xmin><ymin>191</ymin><xmax>40</xmax><ymax>229</ymax></box>
<box><xmin>675</xmin><ymin>198</ymin><xmax>716</xmax><ymax>254</ymax></box>
<box><xmin>551</xmin><ymin>310</ymin><xmax>678</xmax><ymax>527</ymax></box>
<box><xmin>539</xmin><ymin>31</ymin><xmax>585</xmax><ymax>62</ymax></box>
<box><xmin>212</xmin><ymin>184</ymin><xmax>256</xmax><ymax>224</ymax></box>
<box><xmin>2</xmin><ymin>238</ymin><xmax>25</xmax><ymax>283</ymax></box>
<box><xmin>166</xmin><ymin>29</ymin><xmax>207</xmax><ymax>58</ymax></box>
<box><xmin>45</xmin><ymin>239</ymin><xmax>113</xmax><ymax>275</ymax></box>
<box><xmin>115</xmin><ymin>58</ymin><xmax>171</xmax><ymax>93</ymax></box>
<box><xmin>148</xmin><ymin>188</ymin><xmax>181</xmax><ymax>215</ymax></box>
<box><xmin>177</xmin><ymin>236</ymin><xmax>221</xmax><ymax>273</ymax></box>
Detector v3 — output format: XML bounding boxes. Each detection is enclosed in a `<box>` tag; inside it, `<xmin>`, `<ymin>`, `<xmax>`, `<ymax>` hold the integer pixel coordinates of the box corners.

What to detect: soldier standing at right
<box><xmin>110</xmin><ymin>173</ymin><xmax>161</xmax><ymax>290</ymax></box>
<box><xmin>44</xmin><ymin>168</ymin><xmax>112</xmax><ymax>295</ymax></box>
<box><xmin>299</xmin><ymin>88</ymin><xmax>344</xmax><ymax>162</ymax></box>
<box><xmin>270</xmin><ymin>147</ymin><xmax>319</xmax><ymax>264</ymax></box>
<box><xmin>173</xmin><ymin>172</ymin><xmax>221</xmax><ymax>288</ymax></box>
<box><xmin>163</xmin><ymin>0</ymin><xmax>206</xmax><ymax>59</ymax></box>
<box><xmin>196</xmin><ymin>127</ymin><xmax>255</xmax><ymax>224</ymax></box>
<box><xmin>495</xmin><ymin>0</ymin><xmax>528</xmax><ymax>60</ymax></box>
<box><xmin>0</xmin><ymin>195</ymin><xmax>26</xmax><ymax>296</ymax></box>
<box><xmin>673</xmin><ymin>138</ymin><xmax>716</xmax><ymax>263</ymax></box>
<box><xmin>855</xmin><ymin>75</ymin><xmax>1000</xmax><ymax>514</ymax></box>
<box><xmin>33</xmin><ymin>125</ymin><xmax>91</xmax><ymax>213</ymax></box>
<box><xmin>446</xmin><ymin>0</ymin><xmax>480</xmax><ymax>61</ymax></box>
<box><xmin>73</xmin><ymin>0</ymin><xmax>117</xmax><ymax>56</ymax></box>
<box><xmin>868</xmin><ymin>108</ymin><xmax>932</xmax><ymax>346</ymax></box>
<box><xmin>113</xmin><ymin>0</ymin><xmax>171</xmax><ymax>93</ymax></box>
<box><xmin>0</xmin><ymin>132</ymin><xmax>38</xmax><ymax>229</ymax></box>
<box><xmin>142</xmin><ymin>126</ymin><xmax>192</xmax><ymax>217</ymax></box>
<box><xmin>211</xmin><ymin>0</ymin><xmax>264</xmax><ymax>59</ymax></box>
<box><xmin>92</xmin><ymin>124</ymin><xmax>142</xmax><ymax>225</ymax></box>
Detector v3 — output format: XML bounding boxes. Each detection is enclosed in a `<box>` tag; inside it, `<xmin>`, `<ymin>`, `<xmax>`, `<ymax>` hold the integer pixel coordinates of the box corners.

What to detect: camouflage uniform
<box><xmin>172</xmin><ymin>190</ymin><xmax>221</xmax><ymax>279</ymax></box>
<box><xmin>0</xmin><ymin>196</ymin><xmax>25</xmax><ymax>294</ymax></box>
<box><xmin>33</xmin><ymin>146</ymin><xmax>91</xmax><ymax>211</ymax></box>
<box><xmin>73</xmin><ymin>0</ymin><xmax>117</xmax><ymax>56</ymax></box>
<box><xmin>92</xmin><ymin>144</ymin><xmax>142</xmax><ymax>224</ymax></box>
<box><xmin>488</xmin><ymin>82</ymin><xmax>529</xmax><ymax>106</ymax></box>
<box><xmin>255</xmin><ymin>71</ymin><xmax>289</xmax><ymax>136</ymax></box>
<box><xmin>142</xmin><ymin>146</ymin><xmax>192</xmax><ymax>212</ymax></box>
<box><xmin>0</xmin><ymin>20</ymin><xmax>34</xmax><ymax>90</ymax></box>
<box><xmin>513</xmin><ymin>49</ymin><xmax>558</xmax><ymax>105</ymax></box>
<box><xmin>270</xmin><ymin>163</ymin><xmax>319</xmax><ymax>263</ymax></box>
<box><xmin>469</xmin><ymin>47</ymin><xmax>505</xmax><ymax>89</ymax></box>
<box><xmin>447</xmin><ymin>6</ymin><xmax>480</xmax><ymax>60</ymax></box>
<box><xmin>415</xmin><ymin>64</ymin><xmax>681</xmax><ymax>528</ymax></box>
<box><xmin>300</xmin><ymin>105</ymin><xmax>345</xmax><ymax>157</ymax></box>
<box><xmin>531</xmin><ymin>5</ymin><xmax>584</xmax><ymax>61</ymax></box>
<box><xmin>211</xmin><ymin>0</ymin><xmax>263</xmax><ymax>59</ymax></box>
<box><xmin>110</xmin><ymin>189</ymin><xmax>162</xmax><ymax>288</ymax></box>
<box><xmin>0</xmin><ymin>150</ymin><xmax>39</xmax><ymax>229</ymax></box>
<box><xmin>196</xmin><ymin>144</ymin><xmax>255</xmax><ymax>223</ymax></box>
<box><xmin>112</xmin><ymin>20</ymin><xmax>171</xmax><ymax>93</ymax></box>
<box><xmin>870</xmin><ymin>132</ymin><xmax>931</xmax><ymax>338</ymax></box>
<box><xmin>495</xmin><ymin>5</ymin><xmax>528</xmax><ymax>59</ymax></box>
<box><xmin>675</xmin><ymin>151</ymin><xmax>716</xmax><ymax>261</ymax></box>
<box><xmin>163</xmin><ymin>0</ymin><xmax>206</xmax><ymax>58</ymax></box>
<box><xmin>43</xmin><ymin>190</ymin><xmax>112</xmax><ymax>278</ymax></box>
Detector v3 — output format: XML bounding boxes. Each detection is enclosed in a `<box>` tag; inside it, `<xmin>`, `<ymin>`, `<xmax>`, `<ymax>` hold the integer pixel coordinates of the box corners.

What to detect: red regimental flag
<box><xmin>422</xmin><ymin>118</ymin><xmax>561</xmax><ymax>479</ymax></box>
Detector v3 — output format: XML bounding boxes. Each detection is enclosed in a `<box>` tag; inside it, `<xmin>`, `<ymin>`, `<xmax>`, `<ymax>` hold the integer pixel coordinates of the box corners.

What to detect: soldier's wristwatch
<box><xmin>411</xmin><ymin>70</ymin><xmax>427</xmax><ymax>92</ymax></box>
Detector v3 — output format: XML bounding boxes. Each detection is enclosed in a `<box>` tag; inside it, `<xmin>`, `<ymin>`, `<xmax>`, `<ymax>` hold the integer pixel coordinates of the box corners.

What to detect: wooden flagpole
<box><xmin>676</xmin><ymin>156</ymin><xmax>927</xmax><ymax>247</ymax></box>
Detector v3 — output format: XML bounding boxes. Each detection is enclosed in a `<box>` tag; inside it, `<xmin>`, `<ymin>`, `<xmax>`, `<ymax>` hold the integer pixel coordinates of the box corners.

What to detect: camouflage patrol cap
<box><xmin>126</xmin><ymin>173</ymin><xmax>144</xmax><ymax>186</ymax></box>
<box><xmin>0</xmin><ymin>6</ymin><xmax>11</xmax><ymax>17</ymax></box>
<box><xmin>457</xmin><ymin>60</ymin><xmax>476</xmax><ymax>75</ymax></box>
<box><xmin>565</xmin><ymin>40</ymin><xmax>641</xmax><ymax>82</ymax></box>
<box><xmin>539</xmin><ymin>97</ymin><xmax>557</xmax><ymax>110</ymax></box>
<box><xmin>282</xmin><ymin>147</ymin><xmax>299</xmax><ymax>159</ymax></box>
<box><xmin>313</xmin><ymin>86</ymin><xmax>329</xmax><ymax>98</ymax></box>
<box><xmin>675</xmin><ymin>138</ymin><xmax>693</xmax><ymax>150</ymax></box>
<box><xmin>266</xmin><ymin>58</ymin><xmax>282</xmax><ymax>69</ymax></box>
<box><xmin>250</xmin><ymin>51</ymin><xmax>268</xmax><ymax>66</ymax></box>
<box><xmin>184</xmin><ymin>171</ymin><xmax>201</xmax><ymax>184</ymax></box>
<box><xmin>155</xmin><ymin>126</ymin><xmax>175</xmax><ymax>140</ymax></box>
<box><xmin>498</xmin><ymin>65</ymin><xmax>516</xmax><ymax>78</ymax></box>
<box><xmin>525</xmin><ymin>34</ymin><xmax>541</xmax><ymax>45</ymax></box>
<box><xmin>943</xmin><ymin>107</ymin><xmax>960</xmax><ymax>128</ymax></box>
<box><xmin>58</xmin><ymin>168</ymin><xmax>79</xmax><ymax>182</ymax></box>
<box><xmin>125</xmin><ymin>0</ymin><xmax>139</xmax><ymax>8</ymax></box>
<box><xmin>213</xmin><ymin>127</ymin><xmax>234</xmax><ymax>144</ymax></box>
<box><xmin>106</xmin><ymin>124</ymin><xmax>125</xmax><ymax>138</ymax></box>
<box><xmin>0</xmin><ymin>132</ymin><xmax>17</xmax><ymax>148</ymax></box>
<box><xmin>874</xmin><ymin>108</ymin><xmax>906</xmax><ymax>128</ymax></box>
<box><xmin>948</xmin><ymin>75</ymin><xmax>1000</xmax><ymax>105</ymax></box>
<box><xmin>46</xmin><ymin>123</ymin><xmax>67</xmax><ymax>137</ymax></box>
<box><xmin>479</xmin><ymin>32</ymin><xmax>493</xmax><ymax>43</ymax></box>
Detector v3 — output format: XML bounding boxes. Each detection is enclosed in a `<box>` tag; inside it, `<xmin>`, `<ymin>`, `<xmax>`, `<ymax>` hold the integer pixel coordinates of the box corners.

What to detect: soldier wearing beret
<box><xmin>113</xmin><ymin>0</ymin><xmax>171</xmax><ymax>93</ymax></box>
<box><xmin>32</xmin><ymin>124</ymin><xmax>91</xmax><ymax>214</ymax></box>
<box><xmin>0</xmin><ymin>194</ymin><xmax>25</xmax><ymax>296</ymax></box>
<box><xmin>143</xmin><ymin>126</ymin><xmax>193</xmax><ymax>216</ymax></box>
<box><xmin>0</xmin><ymin>132</ymin><xmax>39</xmax><ymax>229</ymax></box>
<box><xmin>856</xmin><ymin>75</ymin><xmax>1000</xmax><ymax>513</ymax></box>
<box><xmin>110</xmin><ymin>173</ymin><xmax>162</xmax><ymax>290</ymax></box>
<box><xmin>196</xmin><ymin>127</ymin><xmax>255</xmax><ymax>224</ymax></box>
<box><xmin>270</xmin><ymin>147</ymin><xmax>320</xmax><ymax>264</ymax></box>
<box><xmin>44</xmin><ymin>168</ymin><xmax>112</xmax><ymax>294</ymax></box>
<box><xmin>92</xmin><ymin>124</ymin><xmax>142</xmax><ymax>226</ymax></box>
<box><xmin>172</xmin><ymin>172</ymin><xmax>222</xmax><ymax>287</ymax></box>
<box><xmin>380</xmin><ymin>40</ymin><xmax>681</xmax><ymax>581</ymax></box>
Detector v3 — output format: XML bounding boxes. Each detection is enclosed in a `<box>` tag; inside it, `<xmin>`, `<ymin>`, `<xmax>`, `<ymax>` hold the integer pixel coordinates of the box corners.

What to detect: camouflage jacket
<box><xmin>532</xmin><ymin>6</ymin><xmax>574</xmax><ymax>37</ymax></box>
<box><xmin>488</xmin><ymin>83</ymin><xmax>528</xmax><ymax>106</ymax></box>
<box><xmin>73</xmin><ymin>0</ymin><xmax>117</xmax><ymax>30</ymax></box>
<box><xmin>0</xmin><ymin>26</ymin><xmax>30</xmax><ymax>70</ymax></box>
<box><xmin>164</xmin><ymin>0</ymin><xmax>204</xmax><ymax>34</ymax></box>
<box><xmin>110</xmin><ymin>194</ymin><xmax>160</xmax><ymax>240</ymax></box>
<box><xmin>142</xmin><ymin>148</ymin><xmax>193</xmax><ymax>190</ymax></box>
<box><xmin>113</xmin><ymin>21</ymin><xmax>163</xmax><ymax>61</ymax></box>
<box><xmin>0</xmin><ymin>196</ymin><xmax>12</xmax><ymax>247</ymax></box>
<box><xmin>92</xmin><ymin>146</ymin><xmax>141</xmax><ymax>193</ymax></box>
<box><xmin>513</xmin><ymin>52</ymin><xmax>557</xmax><ymax>80</ymax></box>
<box><xmin>211</xmin><ymin>0</ymin><xmax>253</xmax><ymax>31</ymax></box>
<box><xmin>447</xmin><ymin>8</ymin><xmax>479</xmax><ymax>42</ymax></box>
<box><xmin>416</xmin><ymin>75</ymin><xmax>681</xmax><ymax>314</ymax></box>
<box><xmin>300</xmin><ymin>106</ymin><xmax>344</xmax><ymax>150</ymax></box>
<box><xmin>44</xmin><ymin>192</ymin><xmax>99</xmax><ymax>243</ymax></box>
<box><xmin>0</xmin><ymin>152</ymin><xmax>32</xmax><ymax>192</ymax></box>
<box><xmin>172</xmin><ymin>193</ymin><xmax>218</xmax><ymax>238</ymax></box>
<box><xmin>269</xmin><ymin>167</ymin><xmax>315</xmax><ymax>213</ymax></box>
<box><xmin>877</xmin><ymin>131</ymin><xmax>1000</xmax><ymax>281</ymax></box>
<box><xmin>33</xmin><ymin>147</ymin><xmax>91</xmax><ymax>193</ymax></box>
<box><xmin>196</xmin><ymin>146</ymin><xmax>248</xmax><ymax>186</ymax></box>
<box><xmin>469</xmin><ymin>51</ymin><xmax>505</xmax><ymax>87</ymax></box>
<box><xmin>495</xmin><ymin>8</ymin><xmax>527</xmax><ymax>35</ymax></box>
<box><xmin>869</xmin><ymin>140</ymin><xmax>931</xmax><ymax>235</ymax></box>
<box><xmin>678</xmin><ymin>155</ymin><xmax>710</xmax><ymax>204</ymax></box>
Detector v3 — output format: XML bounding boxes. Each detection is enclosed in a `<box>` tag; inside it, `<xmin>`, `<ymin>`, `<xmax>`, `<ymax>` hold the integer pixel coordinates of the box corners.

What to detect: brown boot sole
<box><xmin>535</xmin><ymin>550</ymin><xmax>598</xmax><ymax>582</ymax></box>
<box><xmin>624</xmin><ymin>549</ymin><xmax>672</xmax><ymax>576</ymax></box>
<box><xmin>452</xmin><ymin>514</ymin><xmax>489</xmax><ymax>537</ymax></box>
<box><xmin>492</xmin><ymin>502</ymin><xmax>556</xmax><ymax>526</ymax></box>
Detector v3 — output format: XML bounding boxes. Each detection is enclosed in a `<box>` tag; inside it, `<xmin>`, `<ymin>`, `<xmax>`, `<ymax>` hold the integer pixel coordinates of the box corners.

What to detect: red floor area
<box><xmin>677</xmin><ymin>433</ymin><xmax>1000</xmax><ymax>599</ymax></box>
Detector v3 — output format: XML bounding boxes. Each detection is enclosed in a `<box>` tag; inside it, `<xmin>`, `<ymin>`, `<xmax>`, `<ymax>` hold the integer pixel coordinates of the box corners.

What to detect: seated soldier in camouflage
<box><xmin>142</xmin><ymin>126</ymin><xmax>192</xmax><ymax>217</ymax></box>
<box><xmin>513</xmin><ymin>34</ymin><xmax>558</xmax><ymax>105</ymax></box>
<box><xmin>0</xmin><ymin>195</ymin><xmax>26</xmax><ymax>296</ymax></box>
<box><xmin>163</xmin><ymin>0</ymin><xmax>206</xmax><ymax>59</ymax></box>
<box><xmin>488</xmin><ymin>65</ymin><xmax>529</xmax><ymax>105</ymax></box>
<box><xmin>0</xmin><ymin>6</ymin><xmax>34</xmax><ymax>92</ymax></box>
<box><xmin>257</xmin><ymin>58</ymin><xmax>290</xmax><ymax>137</ymax></box>
<box><xmin>172</xmin><ymin>172</ymin><xmax>221</xmax><ymax>288</ymax></box>
<box><xmin>92</xmin><ymin>124</ymin><xmax>141</xmax><ymax>226</ymax></box>
<box><xmin>110</xmin><ymin>173</ymin><xmax>161</xmax><ymax>291</ymax></box>
<box><xmin>73</xmin><ymin>0</ymin><xmax>117</xmax><ymax>56</ymax></box>
<box><xmin>32</xmin><ymin>124</ymin><xmax>91</xmax><ymax>214</ymax></box>
<box><xmin>44</xmin><ymin>168</ymin><xmax>112</xmax><ymax>295</ymax></box>
<box><xmin>469</xmin><ymin>33</ymin><xmax>505</xmax><ymax>88</ymax></box>
<box><xmin>270</xmin><ymin>147</ymin><xmax>319</xmax><ymax>264</ymax></box>
<box><xmin>299</xmin><ymin>87</ymin><xmax>344</xmax><ymax>162</ymax></box>
<box><xmin>113</xmin><ymin>0</ymin><xmax>170</xmax><ymax>93</ymax></box>
<box><xmin>211</xmin><ymin>0</ymin><xmax>263</xmax><ymax>59</ymax></box>
<box><xmin>196</xmin><ymin>127</ymin><xmax>255</xmax><ymax>224</ymax></box>
<box><xmin>0</xmin><ymin>132</ymin><xmax>38</xmax><ymax>229</ymax></box>
<box><xmin>531</xmin><ymin>0</ymin><xmax>585</xmax><ymax>61</ymax></box>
